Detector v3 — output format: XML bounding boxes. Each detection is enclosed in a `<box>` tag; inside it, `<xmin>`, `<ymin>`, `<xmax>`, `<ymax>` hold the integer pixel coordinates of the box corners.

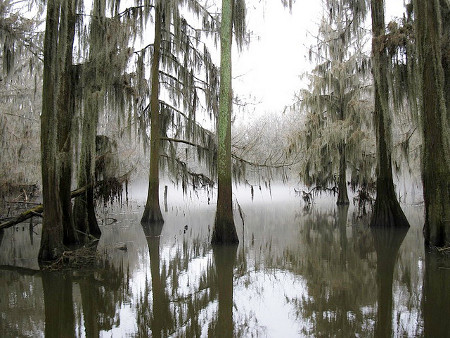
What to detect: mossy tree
<box><xmin>293</xmin><ymin>1</ymin><xmax>373</xmax><ymax>205</ymax></box>
<box><xmin>0</xmin><ymin>1</ymin><xmax>43</xmax><ymax>191</ymax></box>
<box><xmin>211</xmin><ymin>0</ymin><xmax>247</xmax><ymax>244</ymax></box>
<box><xmin>413</xmin><ymin>0</ymin><xmax>450</xmax><ymax>247</ymax></box>
<box><xmin>39</xmin><ymin>0</ymin><xmax>78</xmax><ymax>261</ymax></box>
<box><xmin>137</xmin><ymin>0</ymin><xmax>221</xmax><ymax>225</ymax></box>
<box><xmin>369</xmin><ymin>0</ymin><xmax>409</xmax><ymax>228</ymax></box>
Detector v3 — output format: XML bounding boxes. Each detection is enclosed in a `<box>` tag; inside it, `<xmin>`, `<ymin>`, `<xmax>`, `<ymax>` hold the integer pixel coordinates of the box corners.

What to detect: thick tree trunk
<box><xmin>142</xmin><ymin>5</ymin><xmax>164</xmax><ymax>225</ymax></box>
<box><xmin>73</xmin><ymin>107</ymin><xmax>101</xmax><ymax>240</ymax></box>
<box><xmin>73</xmin><ymin>0</ymin><xmax>107</xmax><ymax>240</ymax></box>
<box><xmin>415</xmin><ymin>0</ymin><xmax>450</xmax><ymax>247</ymax></box>
<box><xmin>441</xmin><ymin>0</ymin><xmax>450</xmax><ymax>120</ymax></box>
<box><xmin>337</xmin><ymin>144</ymin><xmax>349</xmax><ymax>205</ymax></box>
<box><xmin>39</xmin><ymin>0</ymin><xmax>74</xmax><ymax>262</ymax></box>
<box><xmin>369</xmin><ymin>0</ymin><xmax>409</xmax><ymax>228</ymax></box>
<box><xmin>212</xmin><ymin>0</ymin><xmax>238</xmax><ymax>244</ymax></box>
<box><xmin>58</xmin><ymin>0</ymin><xmax>78</xmax><ymax>245</ymax></box>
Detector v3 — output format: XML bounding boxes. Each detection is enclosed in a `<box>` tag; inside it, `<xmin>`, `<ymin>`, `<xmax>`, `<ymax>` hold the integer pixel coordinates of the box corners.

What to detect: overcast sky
<box><xmin>232</xmin><ymin>0</ymin><xmax>407</xmax><ymax>117</ymax></box>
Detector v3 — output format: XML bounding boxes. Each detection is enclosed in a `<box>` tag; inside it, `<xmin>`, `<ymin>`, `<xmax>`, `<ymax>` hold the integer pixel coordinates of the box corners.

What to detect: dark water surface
<box><xmin>1</xmin><ymin>186</ymin><xmax>449</xmax><ymax>337</ymax></box>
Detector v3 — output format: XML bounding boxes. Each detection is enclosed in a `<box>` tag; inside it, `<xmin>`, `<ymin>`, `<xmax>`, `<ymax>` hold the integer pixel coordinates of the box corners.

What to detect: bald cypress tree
<box><xmin>212</xmin><ymin>0</ymin><xmax>236</xmax><ymax>244</ymax></box>
<box><xmin>369</xmin><ymin>0</ymin><xmax>409</xmax><ymax>228</ymax></box>
<box><xmin>296</xmin><ymin>2</ymin><xmax>372</xmax><ymax>206</ymax></box>
<box><xmin>39</xmin><ymin>0</ymin><xmax>78</xmax><ymax>261</ymax></box>
<box><xmin>211</xmin><ymin>0</ymin><xmax>246</xmax><ymax>244</ymax></box>
<box><xmin>73</xmin><ymin>0</ymin><xmax>108</xmax><ymax>239</ymax></box>
<box><xmin>414</xmin><ymin>0</ymin><xmax>450</xmax><ymax>247</ymax></box>
<box><xmin>141</xmin><ymin>2</ymin><xmax>164</xmax><ymax>224</ymax></box>
<box><xmin>138</xmin><ymin>0</ymin><xmax>221</xmax><ymax>225</ymax></box>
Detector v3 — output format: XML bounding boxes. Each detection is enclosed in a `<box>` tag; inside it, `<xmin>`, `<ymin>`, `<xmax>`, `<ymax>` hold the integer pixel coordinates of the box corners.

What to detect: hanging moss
<box><xmin>290</xmin><ymin>1</ymin><xmax>374</xmax><ymax>205</ymax></box>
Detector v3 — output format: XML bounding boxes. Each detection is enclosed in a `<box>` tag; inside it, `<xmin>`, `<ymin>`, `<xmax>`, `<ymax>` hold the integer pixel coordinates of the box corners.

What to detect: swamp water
<box><xmin>0</xmin><ymin>185</ymin><xmax>449</xmax><ymax>337</ymax></box>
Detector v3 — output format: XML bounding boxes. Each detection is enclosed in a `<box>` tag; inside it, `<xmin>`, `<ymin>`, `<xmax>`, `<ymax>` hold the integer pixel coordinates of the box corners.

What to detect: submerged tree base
<box><xmin>370</xmin><ymin>195</ymin><xmax>409</xmax><ymax>228</ymax></box>
<box><xmin>211</xmin><ymin>215</ymin><xmax>239</xmax><ymax>245</ymax></box>
<box><xmin>336</xmin><ymin>197</ymin><xmax>350</xmax><ymax>206</ymax></box>
<box><xmin>141</xmin><ymin>207</ymin><xmax>164</xmax><ymax>225</ymax></box>
<box><xmin>39</xmin><ymin>241</ymin><xmax>99</xmax><ymax>270</ymax></box>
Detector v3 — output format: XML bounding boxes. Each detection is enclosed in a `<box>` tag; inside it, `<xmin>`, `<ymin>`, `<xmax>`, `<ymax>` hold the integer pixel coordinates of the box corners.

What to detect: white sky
<box><xmin>232</xmin><ymin>0</ymin><xmax>407</xmax><ymax>116</ymax></box>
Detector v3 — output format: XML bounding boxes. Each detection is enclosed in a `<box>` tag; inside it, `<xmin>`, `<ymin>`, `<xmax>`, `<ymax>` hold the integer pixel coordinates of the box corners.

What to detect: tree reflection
<box><xmin>41</xmin><ymin>254</ymin><xmax>130</xmax><ymax>337</ymax></box>
<box><xmin>137</xmin><ymin>222</ymin><xmax>173</xmax><ymax>337</ymax></box>
<box><xmin>423</xmin><ymin>250</ymin><xmax>450</xmax><ymax>337</ymax></box>
<box><xmin>209</xmin><ymin>245</ymin><xmax>238</xmax><ymax>337</ymax></box>
<box><xmin>42</xmin><ymin>271</ymin><xmax>76</xmax><ymax>337</ymax></box>
<box><xmin>370</xmin><ymin>226</ymin><xmax>408</xmax><ymax>337</ymax></box>
<box><xmin>78</xmin><ymin>259</ymin><xmax>129</xmax><ymax>336</ymax></box>
<box><xmin>285</xmin><ymin>206</ymin><xmax>377</xmax><ymax>336</ymax></box>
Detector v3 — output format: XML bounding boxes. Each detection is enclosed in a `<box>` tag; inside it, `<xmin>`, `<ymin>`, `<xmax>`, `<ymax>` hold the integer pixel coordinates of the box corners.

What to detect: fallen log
<box><xmin>0</xmin><ymin>187</ymin><xmax>87</xmax><ymax>230</ymax></box>
<box><xmin>0</xmin><ymin>170</ymin><xmax>132</xmax><ymax>231</ymax></box>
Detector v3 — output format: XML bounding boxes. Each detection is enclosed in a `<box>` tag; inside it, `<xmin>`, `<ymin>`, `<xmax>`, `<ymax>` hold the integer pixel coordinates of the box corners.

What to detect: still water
<box><xmin>0</xmin><ymin>185</ymin><xmax>449</xmax><ymax>337</ymax></box>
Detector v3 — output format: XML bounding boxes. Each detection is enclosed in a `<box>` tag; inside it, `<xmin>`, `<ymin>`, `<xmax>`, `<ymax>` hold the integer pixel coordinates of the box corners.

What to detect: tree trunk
<box><xmin>212</xmin><ymin>0</ymin><xmax>238</xmax><ymax>244</ymax></box>
<box><xmin>415</xmin><ymin>0</ymin><xmax>450</xmax><ymax>247</ymax></box>
<box><xmin>39</xmin><ymin>0</ymin><xmax>73</xmax><ymax>262</ymax></box>
<box><xmin>73</xmin><ymin>101</ymin><xmax>101</xmax><ymax>240</ymax></box>
<box><xmin>369</xmin><ymin>0</ymin><xmax>409</xmax><ymax>228</ymax></box>
<box><xmin>73</xmin><ymin>0</ymin><xmax>107</xmax><ymax>240</ymax></box>
<box><xmin>58</xmin><ymin>0</ymin><xmax>78</xmax><ymax>245</ymax></box>
<box><xmin>142</xmin><ymin>5</ymin><xmax>164</xmax><ymax>225</ymax></box>
<box><xmin>441</xmin><ymin>0</ymin><xmax>450</xmax><ymax>121</ymax></box>
<box><xmin>337</xmin><ymin>143</ymin><xmax>349</xmax><ymax>205</ymax></box>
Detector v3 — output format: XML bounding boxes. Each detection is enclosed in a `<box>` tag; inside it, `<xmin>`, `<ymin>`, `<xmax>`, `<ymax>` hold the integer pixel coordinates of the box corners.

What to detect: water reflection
<box><xmin>284</xmin><ymin>205</ymin><xmax>378</xmax><ymax>336</ymax></box>
<box><xmin>370</xmin><ymin>226</ymin><xmax>409</xmax><ymax>338</ymax></box>
<box><xmin>209</xmin><ymin>245</ymin><xmax>237</xmax><ymax>337</ymax></box>
<box><xmin>137</xmin><ymin>222</ymin><xmax>173</xmax><ymax>337</ymax></box>
<box><xmin>42</xmin><ymin>271</ymin><xmax>76</xmax><ymax>337</ymax></box>
<box><xmin>423</xmin><ymin>250</ymin><xmax>450</xmax><ymax>337</ymax></box>
<box><xmin>1</xmin><ymin>189</ymin><xmax>448</xmax><ymax>336</ymax></box>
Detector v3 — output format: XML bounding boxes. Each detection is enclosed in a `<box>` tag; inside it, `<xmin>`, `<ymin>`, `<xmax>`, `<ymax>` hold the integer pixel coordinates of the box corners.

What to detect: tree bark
<box><xmin>39</xmin><ymin>0</ymin><xmax>71</xmax><ymax>262</ymax></box>
<box><xmin>414</xmin><ymin>0</ymin><xmax>450</xmax><ymax>247</ymax></box>
<box><xmin>58</xmin><ymin>0</ymin><xmax>78</xmax><ymax>245</ymax></box>
<box><xmin>73</xmin><ymin>104</ymin><xmax>101</xmax><ymax>240</ymax></box>
<box><xmin>142</xmin><ymin>4</ymin><xmax>164</xmax><ymax>225</ymax></box>
<box><xmin>72</xmin><ymin>0</ymin><xmax>107</xmax><ymax>240</ymax></box>
<box><xmin>337</xmin><ymin>143</ymin><xmax>349</xmax><ymax>205</ymax></box>
<box><xmin>369</xmin><ymin>0</ymin><xmax>409</xmax><ymax>228</ymax></box>
<box><xmin>440</xmin><ymin>0</ymin><xmax>450</xmax><ymax>121</ymax></box>
<box><xmin>212</xmin><ymin>0</ymin><xmax>238</xmax><ymax>244</ymax></box>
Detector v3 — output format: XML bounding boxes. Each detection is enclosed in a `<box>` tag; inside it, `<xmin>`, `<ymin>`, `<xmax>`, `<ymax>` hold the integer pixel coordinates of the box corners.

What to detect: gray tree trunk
<box><xmin>414</xmin><ymin>0</ymin><xmax>450</xmax><ymax>247</ymax></box>
<box><xmin>142</xmin><ymin>4</ymin><xmax>164</xmax><ymax>225</ymax></box>
<box><xmin>369</xmin><ymin>0</ymin><xmax>409</xmax><ymax>228</ymax></box>
<box><xmin>212</xmin><ymin>0</ymin><xmax>238</xmax><ymax>244</ymax></box>
<box><xmin>337</xmin><ymin>143</ymin><xmax>349</xmax><ymax>205</ymax></box>
<box><xmin>39</xmin><ymin>0</ymin><xmax>78</xmax><ymax>261</ymax></box>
